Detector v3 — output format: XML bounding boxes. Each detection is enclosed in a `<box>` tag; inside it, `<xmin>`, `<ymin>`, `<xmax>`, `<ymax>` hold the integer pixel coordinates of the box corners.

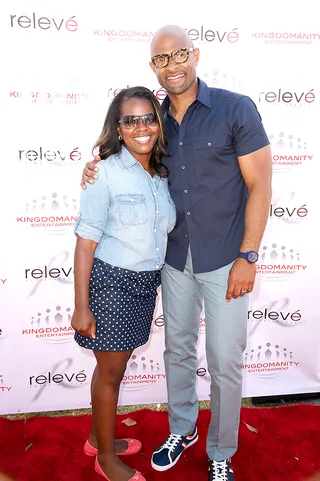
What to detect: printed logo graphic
<box><xmin>94</xmin><ymin>28</ymin><xmax>154</xmax><ymax>42</ymax></box>
<box><xmin>107</xmin><ymin>85</ymin><xmax>167</xmax><ymax>102</ymax></box>
<box><xmin>121</xmin><ymin>354</ymin><xmax>165</xmax><ymax>391</ymax></box>
<box><xmin>1</xmin><ymin>278</ymin><xmax>7</xmax><ymax>286</ymax></box>
<box><xmin>248</xmin><ymin>307</ymin><xmax>302</xmax><ymax>325</ymax></box>
<box><xmin>24</xmin><ymin>251</ymin><xmax>74</xmax><ymax>297</ymax></box>
<box><xmin>29</xmin><ymin>359</ymin><xmax>87</xmax><ymax>402</ymax></box>
<box><xmin>259</xmin><ymin>89</ymin><xmax>315</xmax><ymax>105</ymax></box>
<box><xmin>23</xmin><ymin>304</ymin><xmax>74</xmax><ymax>343</ymax></box>
<box><xmin>251</xmin><ymin>31</ymin><xmax>319</xmax><ymax>46</ymax></box>
<box><xmin>151</xmin><ymin>314</ymin><xmax>164</xmax><ymax>332</ymax></box>
<box><xmin>268</xmin><ymin>131</ymin><xmax>313</xmax><ymax>172</ymax></box>
<box><xmin>199</xmin><ymin>314</ymin><xmax>206</xmax><ymax>334</ymax></box>
<box><xmin>243</xmin><ymin>342</ymin><xmax>299</xmax><ymax>378</ymax></box>
<box><xmin>0</xmin><ymin>374</ymin><xmax>12</xmax><ymax>393</ymax></box>
<box><xmin>257</xmin><ymin>242</ymin><xmax>307</xmax><ymax>279</ymax></box>
<box><xmin>18</xmin><ymin>147</ymin><xmax>81</xmax><ymax>164</ymax></box>
<box><xmin>202</xmin><ymin>70</ymin><xmax>243</xmax><ymax>91</ymax></box>
<box><xmin>269</xmin><ymin>193</ymin><xmax>308</xmax><ymax>223</ymax></box>
<box><xmin>185</xmin><ymin>27</ymin><xmax>239</xmax><ymax>43</ymax></box>
<box><xmin>195</xmin><ymin>355</ymin><xmax>211</xmax><ymax>397</ymax></box>
<box><xmin>25</xmin><ymin>265</ymin><xmax>73</xmax><ymax>281</ymax></box>
<box><xmin>17</xmin><ymin>192</ymin><xmax>78</xmax><ymax>235</ymax></box>
<box><xmin>10</xmin><ymin>13</ymin><xmax>78</xmax><ymax>32</ymax></box>
<box><xmin>10</xmin><ymin>91</ymin><xmax>88</xmax><ymax>104</ymax></box>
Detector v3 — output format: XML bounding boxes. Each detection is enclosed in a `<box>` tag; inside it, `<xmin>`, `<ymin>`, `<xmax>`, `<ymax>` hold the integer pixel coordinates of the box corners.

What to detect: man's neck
<box><xmin>168</xmin><ymin>80</ymin><xmax>199</xmax><ymax>124</ymax></box>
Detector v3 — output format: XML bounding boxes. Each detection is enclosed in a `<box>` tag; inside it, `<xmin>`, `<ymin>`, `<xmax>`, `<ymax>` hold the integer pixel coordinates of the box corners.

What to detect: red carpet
<box><xmin>0</xmin><ymin>405</ymin><xmax>319</xmax><ymax>481</ymax></box>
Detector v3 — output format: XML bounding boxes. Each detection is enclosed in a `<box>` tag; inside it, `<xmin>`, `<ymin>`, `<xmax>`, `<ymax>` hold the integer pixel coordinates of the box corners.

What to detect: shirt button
<box><xmin>154</xmin><ymin>192</ymin><xmax>157</xmax><ymax>196</ymax></box>
<box><xmin>185</xmin><ymin>233</ymin><xmax>188</xmax><ymax>238</ymax></box>
<box><xmin>186</xmin><ymin>211</ymin><xmax>191</xmax><ymax>215</ymax></box>
<box><xmin>156</xmin><ymin>210</ymin><xmax>159</xmax><ymax>214</ymax></box>
<box><xmin>182</xmin><ymin>166</ymin><xmax>185</xmax><ymax>169</ymax></box>
<box><xmin>184</xmin><ymin>189</ymin><xmax>188</xmax><ymax>193</ymax></box>
<box><xmin>154</xmin><ymin>229</ymin><xmax>157</xmax><ymax>232</ymax></box>
<box><xmin>179</xmin><ymin>141</ymin><xmax>183</xmax><ymax>146</ymax></box>
<box><xmin>156</xmin><ymin>247</ymin><xmax>159</xmax><ymax>251</ymax></box>
<box><xmin>156</xmin><ymin>265</ymin><xmax>159</xmax><ymax>268</ymax></box>
<box><xmin>208</xmin><ymin>142</ymin><xmax>212</xmax><ymax>146</ymax></box>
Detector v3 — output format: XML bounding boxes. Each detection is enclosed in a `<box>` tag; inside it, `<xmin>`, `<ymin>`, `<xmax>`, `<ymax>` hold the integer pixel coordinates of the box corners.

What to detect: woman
<box><xmin>71</xmin><ymin>86</ymin><xmax>176</xmax><ymax>481</ymax></box>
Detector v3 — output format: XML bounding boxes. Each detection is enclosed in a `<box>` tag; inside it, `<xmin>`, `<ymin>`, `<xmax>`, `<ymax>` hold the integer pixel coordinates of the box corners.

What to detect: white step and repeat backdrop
<box><xmin>0</xmin><ymin>0</ymin><xmax>319</xmax><ymax>414</ymax></box>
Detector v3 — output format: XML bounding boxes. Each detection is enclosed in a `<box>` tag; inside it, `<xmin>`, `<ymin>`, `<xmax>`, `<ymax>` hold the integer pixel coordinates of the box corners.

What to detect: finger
<box><xmin>90</xmin><ymin>322</ymin><xmax>96</xmax><ymax>339</ymax></box>
<box><xmin>232</xmin><ymin>285</ymin><xmax>242</xmax><ymax>299</ymax></box>
<box><xmin>87</xmin><ymin>161</ymin><xmax>99</xmax><ymax>174</ymax></box>
<box><xmin>239</xmin><ymin>286</ymin><xmax>249</xmax><ymax>296</ymax></box>
<box><xmin>80</xmin><ymin>181</ymin><xmax>87</xmax><ymax>190</ymax></box>
<box><xmin>84</xmin><ymin>167</ymin><xmax>98</xmax><ymax>181</ymax></box>
<box><xmin>226</xmin><ymin>282</ymin><xmax>234</xmax><ymax>302</ymax></box>
<box><xmin>93</xmin><ymin>154</ymin><xmax>101</xmax><ymax>166</ymax></box>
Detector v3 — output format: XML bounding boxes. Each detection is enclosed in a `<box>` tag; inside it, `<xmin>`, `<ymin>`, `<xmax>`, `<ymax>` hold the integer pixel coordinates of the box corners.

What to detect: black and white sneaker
<box><xmin>208</xmin><ymin>458</ymin><xmax>234</xmax><ymax>481</ymax></box>
<box><xmin>151</xmin><ymin>426</ymin><xmax>198</xmax><ymax>471</ymax></box>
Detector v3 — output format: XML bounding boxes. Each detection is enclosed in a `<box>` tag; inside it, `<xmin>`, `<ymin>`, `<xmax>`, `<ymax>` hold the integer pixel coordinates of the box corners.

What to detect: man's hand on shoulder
<box><xmin>81</xmin><ymin>155</ymin><xmax>101</xmax><ymax>189</ymax></box>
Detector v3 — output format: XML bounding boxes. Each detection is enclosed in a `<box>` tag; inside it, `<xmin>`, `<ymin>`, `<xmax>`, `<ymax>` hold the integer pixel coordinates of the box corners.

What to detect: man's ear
<box><xmin>194</xmin><ymin>48</ymin><xmax>200</xmax><ymax>67</ymax></box>
<box><xmin>149</xmin><ymin>61</ymin><xmax>156</xmax><ymax>74</ymax></box>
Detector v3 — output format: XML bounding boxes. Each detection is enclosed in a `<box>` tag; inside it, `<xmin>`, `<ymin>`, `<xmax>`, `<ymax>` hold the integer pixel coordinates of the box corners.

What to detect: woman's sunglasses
<box><xmin>118</xmin><ymin>113</ymin><xmax>158</xmax><ymax>129</ymax></box>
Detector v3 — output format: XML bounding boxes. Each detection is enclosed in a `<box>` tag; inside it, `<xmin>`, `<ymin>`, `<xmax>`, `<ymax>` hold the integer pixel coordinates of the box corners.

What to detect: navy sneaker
<box><xmin>208</xmin><ymin>458</ymin><xmax>234</xmax><ymax>481</ymax></box>
<box><xmin>151</xmin><ymin>426</ymin><xmax>198</xmax><ymax>471</ymax></box>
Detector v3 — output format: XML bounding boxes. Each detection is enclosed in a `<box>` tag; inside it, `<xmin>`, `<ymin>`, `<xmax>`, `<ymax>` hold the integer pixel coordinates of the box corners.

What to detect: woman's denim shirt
<box><xmin>75</xmin><ymin>147</ymin><xmax>176</xmax><ymax>272</ymax></box>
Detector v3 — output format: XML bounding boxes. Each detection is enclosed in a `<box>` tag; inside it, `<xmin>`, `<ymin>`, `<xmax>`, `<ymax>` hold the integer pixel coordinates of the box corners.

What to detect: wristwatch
<box><xmin>238</xmin><ymin>251</ymin><xmax>259</xmax><ymax>264</ymax></box>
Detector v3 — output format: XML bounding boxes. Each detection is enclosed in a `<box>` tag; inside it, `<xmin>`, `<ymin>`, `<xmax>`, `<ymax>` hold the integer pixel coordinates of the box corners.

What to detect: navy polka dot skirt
<box><xmin>74</xmin><ymin>257</ymin><xmax>161</xmax><ymax>352</ymax></box>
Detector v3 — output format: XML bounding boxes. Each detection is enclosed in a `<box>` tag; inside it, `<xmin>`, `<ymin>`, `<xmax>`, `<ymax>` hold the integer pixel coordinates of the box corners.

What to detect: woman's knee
<box><xmin>95</xmin><ymin>352</ymin><xmax>129</xmax><ymax>385</ymax></box>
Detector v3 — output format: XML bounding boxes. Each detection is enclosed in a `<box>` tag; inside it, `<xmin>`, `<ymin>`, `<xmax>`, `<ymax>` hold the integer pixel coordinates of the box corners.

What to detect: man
<box><xmin>81</xmin><ymin>25</ymin><xmax>272</xmax><ymax>481</ymax></box>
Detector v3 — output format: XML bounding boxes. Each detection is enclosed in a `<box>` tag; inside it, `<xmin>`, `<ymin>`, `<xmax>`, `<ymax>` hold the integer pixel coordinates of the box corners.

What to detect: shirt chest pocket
<box><xmin>193</xmin><ymin>136</ymin><xmax>230</xmax><ymax>178</ymax></box>
<box><xmin>115</xmin><ymin>194</ymin><xmax>147</xmax><ymax>226</ymax></box>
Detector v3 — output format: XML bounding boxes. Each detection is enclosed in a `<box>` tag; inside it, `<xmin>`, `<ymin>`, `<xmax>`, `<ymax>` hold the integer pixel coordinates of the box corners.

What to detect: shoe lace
<box><xmin>210</xmin><ymin>459</ymin><xmax>229</xmax><ymax>481</ymax></box>
<box><xmin>162</xmin><ymin>433</ymin><xmax>183</xmax><ymax>452</ymax></box>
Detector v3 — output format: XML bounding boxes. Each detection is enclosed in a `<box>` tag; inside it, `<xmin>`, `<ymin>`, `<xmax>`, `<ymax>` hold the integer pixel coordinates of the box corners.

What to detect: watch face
<box><xmin>248</xmin><ymin>251</ymin><xmax>259</xmax><ymax>263</ymax></box>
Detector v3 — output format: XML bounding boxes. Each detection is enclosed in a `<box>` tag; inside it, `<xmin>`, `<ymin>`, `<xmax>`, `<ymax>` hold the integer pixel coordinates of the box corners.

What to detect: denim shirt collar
<box><xmin>162</xmin><ymin>78</ymin><xmax>211</xmax><ymax>112</ymax></box>
<box><xmin>118</xmin><ymin>146</ymin><xmax>138</xmax><ymax>169</ymax></box>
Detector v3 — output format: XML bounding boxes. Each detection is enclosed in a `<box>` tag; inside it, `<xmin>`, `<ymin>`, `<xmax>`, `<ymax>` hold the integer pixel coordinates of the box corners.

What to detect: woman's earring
<box><xmin>118</xmin><ymin>134</ymin><xmax>122</xmax><ymax>140</ymax></box>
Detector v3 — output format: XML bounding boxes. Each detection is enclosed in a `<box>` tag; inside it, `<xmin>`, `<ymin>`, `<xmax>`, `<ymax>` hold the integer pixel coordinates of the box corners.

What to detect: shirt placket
<box><xmin>140</xmin><ymin>167</ymin><xmax>161</xmax><ymax>270</ymax></box>
<box><xmin>176</xmin><ymin>108</ymin><xmax>195</xmax><ymax>245</ymax></box>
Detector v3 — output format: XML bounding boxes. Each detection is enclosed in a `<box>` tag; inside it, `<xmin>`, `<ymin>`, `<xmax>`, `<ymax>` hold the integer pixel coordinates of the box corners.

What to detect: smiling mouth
<box><xmin>133</xmin><ymin>136</ymin><xmax>152</xmax><ymax>144</ymax></box>
<box><xmin>166</xmin><ymin>73</ymin><xmax>185</xmax><ymax>81</ymax></box>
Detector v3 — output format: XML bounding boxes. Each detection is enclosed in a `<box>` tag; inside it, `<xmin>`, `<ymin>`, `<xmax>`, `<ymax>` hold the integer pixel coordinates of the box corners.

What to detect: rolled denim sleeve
<box><xmin>74</xmin><ymin>164</ymin><xmax>110</xmax><ymax>244</ymax></box>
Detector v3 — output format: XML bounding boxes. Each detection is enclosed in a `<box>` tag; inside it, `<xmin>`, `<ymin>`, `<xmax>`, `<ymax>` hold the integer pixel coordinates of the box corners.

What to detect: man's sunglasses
<box><xmin>118</xmin><ymin>113</ymin><xmax>158</xmax><ymax>129</ymax></box>
<box><xmin>151</xmin><ymin>47</ymin><xmax>195</xmax><ymax>69</ymax></box>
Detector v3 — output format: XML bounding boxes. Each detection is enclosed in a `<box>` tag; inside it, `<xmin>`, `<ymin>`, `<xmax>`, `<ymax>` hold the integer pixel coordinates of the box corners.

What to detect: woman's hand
<box><xmin>71</xmin><ymin>307</ymin><xmax>96</xmax><ymax>338</ymax></box>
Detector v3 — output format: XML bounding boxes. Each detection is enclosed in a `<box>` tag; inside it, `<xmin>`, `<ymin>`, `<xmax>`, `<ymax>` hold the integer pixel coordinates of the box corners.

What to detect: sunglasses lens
<box><xmin>120</xmin><ymin>114</ymin><xmax>158</xmax><ymax>128</ymax></box>
<box><xmin>144</xmin><ymin>114</ymin><xmax>158</xmax><ymax>126</ymax></box>
<box><xmin>172</xmin><ymin>49</ymin><xmax>189</xmax><ymax>63</ymax></box>
<box><xmin>122</xmin><ymin>116</ymin><xmax>137</xmax><ymax>128</ymax></box>
<box><xmin>153</xmin><ymin>55</ymin><xmax>168</xmax><ymax>68</ymax></box>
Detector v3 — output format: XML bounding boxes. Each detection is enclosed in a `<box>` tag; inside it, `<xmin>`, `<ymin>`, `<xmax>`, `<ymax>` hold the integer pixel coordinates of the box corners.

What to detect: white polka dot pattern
<box><xmin>74</xmin><ymin>258</ymin><xmax>161</xmax><ymax>352</ymax></box>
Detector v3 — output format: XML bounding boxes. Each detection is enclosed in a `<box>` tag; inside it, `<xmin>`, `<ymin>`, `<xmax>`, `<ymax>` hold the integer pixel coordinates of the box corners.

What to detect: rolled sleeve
<box><xmin>74</xmin><ymin>164</ymin><xmax>110</xmax><ymax>244</ymax></box>
<box><xmin>233</xmin><ymin>96</ymin><xmax>270</xmax><ymax>157</ymax></box>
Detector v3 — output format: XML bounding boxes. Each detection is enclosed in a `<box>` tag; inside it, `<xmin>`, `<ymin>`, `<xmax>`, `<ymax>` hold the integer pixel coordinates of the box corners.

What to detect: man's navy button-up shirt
<box><xmin>162</xmin><ymin>79</ymin><xmax>270</xmax><ymax>274</ymax></box>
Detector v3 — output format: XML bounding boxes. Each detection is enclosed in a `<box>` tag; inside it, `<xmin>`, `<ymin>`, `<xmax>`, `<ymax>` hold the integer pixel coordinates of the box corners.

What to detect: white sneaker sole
<box><xmin>151</xmin><ymin>435</ymin><xmax>199</xmax><ymax>472</ymax></box>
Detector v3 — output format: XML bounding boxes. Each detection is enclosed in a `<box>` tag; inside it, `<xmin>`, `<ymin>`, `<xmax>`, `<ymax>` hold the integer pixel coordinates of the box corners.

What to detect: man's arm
<box><xmin>226</xmin><ymin>144</ymin><xmax>272</xmax><ymax>301</ymax></box>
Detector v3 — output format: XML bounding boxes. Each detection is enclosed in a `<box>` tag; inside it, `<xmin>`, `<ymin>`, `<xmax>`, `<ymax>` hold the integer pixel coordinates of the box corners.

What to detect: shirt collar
<box><xmin>162</xmin><ymin>78</ymin><xmax>211</xmax><ymax>112</ymax></box>
<box><xmin>118</xmin><ymin>146</ymin><xmax>138</xmax><ymax>169</ymax></box>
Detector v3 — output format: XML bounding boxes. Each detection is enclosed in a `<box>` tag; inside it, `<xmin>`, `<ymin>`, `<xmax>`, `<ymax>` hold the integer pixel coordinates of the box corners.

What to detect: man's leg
<box><xmin>162</xmin><ymin>252</ymin><xmax>202</xmax><ymax>435</ymax></box>
<box><xmin>196</xmin><ymin>262</ymin><xmax>248</xmax><ymax>462</ymax></box>
<box><xmin>151</xmin><ymin>250</ymin><xmax>202</xmax><ymax>472</ymax></box>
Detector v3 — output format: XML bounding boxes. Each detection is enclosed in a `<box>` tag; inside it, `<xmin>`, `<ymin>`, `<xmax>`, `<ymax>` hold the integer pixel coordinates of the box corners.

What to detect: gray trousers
<box><xmin>162</xmin><ymin>248</ymin><xmax>248</xmax><ymax>461</ymax></box>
